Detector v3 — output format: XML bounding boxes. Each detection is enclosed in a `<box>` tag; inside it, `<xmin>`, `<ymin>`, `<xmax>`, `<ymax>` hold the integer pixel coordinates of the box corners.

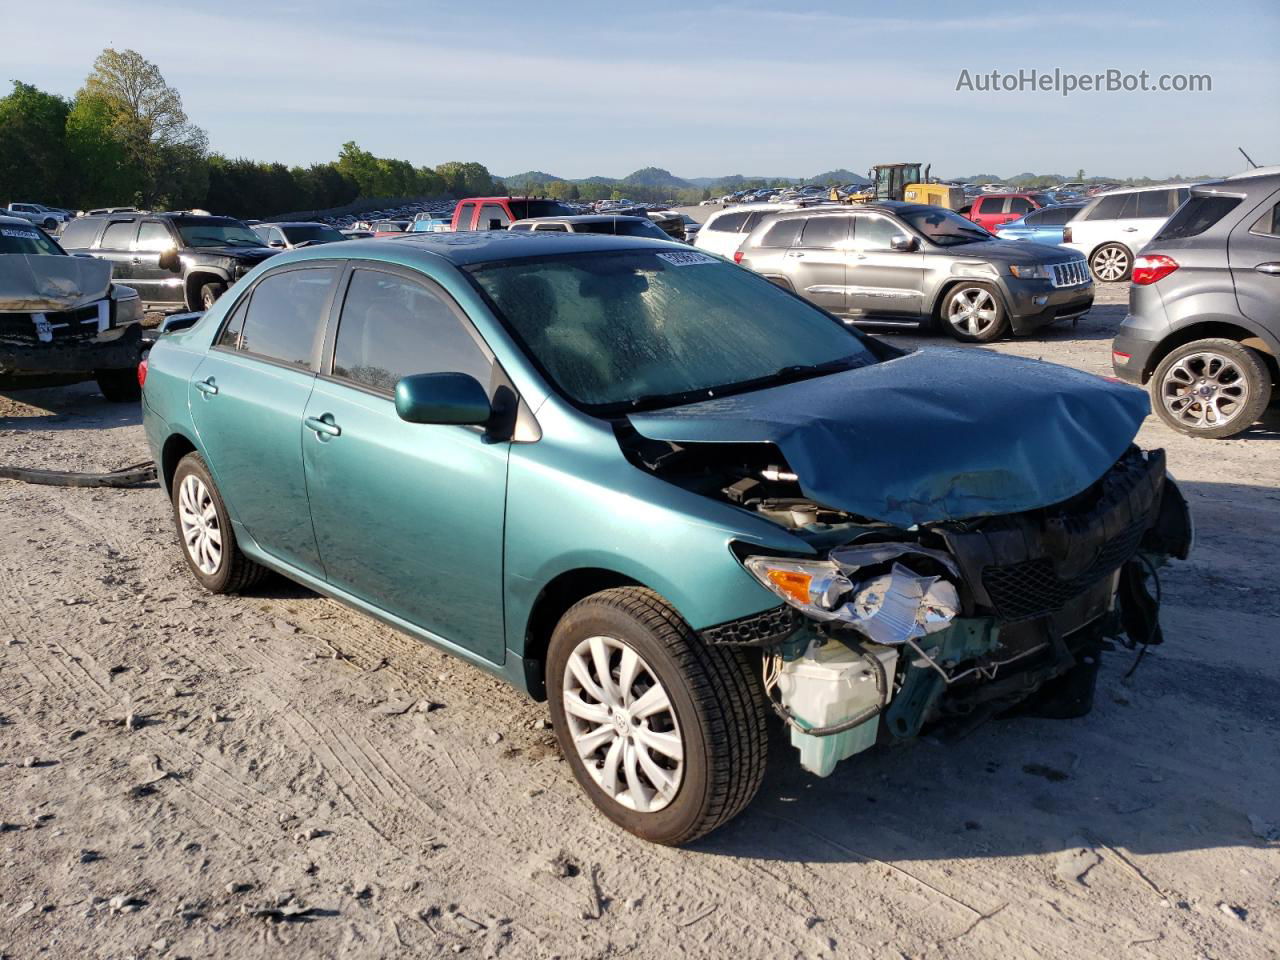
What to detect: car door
<box><xmin>845</xmin><ymin>213</ymin><xmax>925</xmax><ymax>319</ymax></box>
<box><xmin>302</xmin><ymin>265</ymin><xmax>509</xmax><ymax>662</ymax></box>
<box><xmin>786</xmin><ymin>215</ymin><xmax>852</xmax><ymax>313</ymax></box>
<box><xmin>969</xmin><ymin>197</ymin><xmax>998</xmax><ymax>230</ymax></box>
<box><xmin>94</xmin><ymin>218</ymin><xmax>140</xmax><ymax>286</ymax></box>
<box><xmin>477</xmin><ymin>203</ymin><xmax>512</xmax><ymax>231</ymax></box>
<box><xmin>133</xmin><ymin>220</ymin><xmax>186</xmax><ymax>305</ymax></box>
<box><xmin>188</xmin><ymin>264</ymin><xmax>339</xmax><ymax>577</ymax></box>
<box><xmin>1231</xmin><ymin>194</ymin><xmax>1280</xmax><ymax>328</ymax></box>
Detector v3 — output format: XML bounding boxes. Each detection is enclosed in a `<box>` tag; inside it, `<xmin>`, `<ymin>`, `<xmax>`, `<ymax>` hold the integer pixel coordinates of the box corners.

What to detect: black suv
<box><xmin>59</xmin><ymin>212</ymin><xmax>278</xmax><ymax>312</ymax></box>
<box><xmin>1112</xmin><ymin>168</ymin><xmax>1280</xmax><ymax>438</ymax></box>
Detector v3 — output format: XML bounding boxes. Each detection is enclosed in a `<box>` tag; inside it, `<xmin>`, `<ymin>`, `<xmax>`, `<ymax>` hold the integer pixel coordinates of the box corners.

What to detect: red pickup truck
<box><xmin>451</xmin><ymin>197</ymin><xmax>578</xmax><ymax>231</ymax></box>
<box><xmin>965</xmin><ymin>192</ymin><xmax>1052</xmax><ymax>232</ymax></box>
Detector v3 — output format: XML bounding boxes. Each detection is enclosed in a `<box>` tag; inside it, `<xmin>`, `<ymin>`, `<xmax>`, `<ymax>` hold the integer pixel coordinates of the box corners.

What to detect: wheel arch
<box><xmin>184</xmin><ymin>269</ymin><xmax>230</xmax><ymax>310</ymax></box>
<box><xmin>1142</xmin><ymin>318</ymin><xmax>1280</xmax><ymax>384</ymax></box>
<box><xmin>517</xmin><ymin>567</ymin><xmax>649</xmax><ymax>701</ymax></box>
<box><xmin>160</xmin><ymin>430</ymin><xmax>200</xmax><ymax>496</ymax></box>
<box><xmin>930</xmin><ymin>276</ymin><xmax>1012</xmax><ymax>327</ymax></box>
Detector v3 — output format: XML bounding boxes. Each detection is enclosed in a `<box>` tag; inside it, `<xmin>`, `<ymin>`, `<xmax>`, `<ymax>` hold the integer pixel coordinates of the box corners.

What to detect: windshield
<box><xmin>282</xmin><ymin>224</ymin><xmax>346</xmax><ymax>244</ymax></box>
<box><xmin>0</xmin><ymin>223</ymin><xmax>64</xmax><ymax>256</ymax></box>
<box><xmin>177</xmin><ymin>220</ymin><xmax>263</xmax><ymax>248</ymax></box>
<box><xmin>467</xmin><ymin>250</ymin><xmax>878</xmax><ymax>413</ymax></box>
<box><xmin>899</xmin><ymin>207</ymin><xmax>993</xmax><ymax>246</ymax></box>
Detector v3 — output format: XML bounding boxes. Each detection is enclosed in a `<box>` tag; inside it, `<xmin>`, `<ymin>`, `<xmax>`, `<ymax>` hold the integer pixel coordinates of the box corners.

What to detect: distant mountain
<box><xmin>621</xmin><ymin>167</ymin><xmax>693</xmax><ymax>190</ymax></box>
<box><xmin>499</xmin><ymin>167</ymin><xmax>871</xmax><ymax>193</ymax></box>
<box><xmin>809</xmin><ymin>169</ymin><xmax>870</xmax><ymax>186</ymax></box>
<box><xmin>503</xmin><ymin>170</ymin><xmax>564</xmax><ymax>186</ymax></box>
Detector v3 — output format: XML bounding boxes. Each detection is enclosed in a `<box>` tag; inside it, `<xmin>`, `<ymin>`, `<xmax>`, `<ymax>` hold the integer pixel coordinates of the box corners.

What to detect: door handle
<box><xmin>194</xmin><ymin>378</ymin><xmax>218</xmax><ymax>396</ymax></box>
<box><xmin>1255</xmin><ymin>262</ymin><xmax>1280</xmax><ymax>276</ymax></box>
<box><xmin>304</xmin><ymin>415</ymin><xmax>342</xmax><ymax>438</ymax></box>
<box><xmin>131</xmin><ymin>257</ymin><xmax>142</xmax><ymax>264</ymax></box>
<box><xmin>1121</xmin><ymin>227</ymin><xmax>1138</xmax><ymax>232</ymax></box>
<box><xmin>786</xmin><ymin>251</ymin><xmax>806</xmax><ymax>258</ymax></box>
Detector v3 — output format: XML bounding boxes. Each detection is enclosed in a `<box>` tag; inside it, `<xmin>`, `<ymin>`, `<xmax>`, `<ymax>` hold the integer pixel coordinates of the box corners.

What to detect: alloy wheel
<box><xmin>178</xmin><ymin>474</ymin><xmax>223</xmax><ymax>575</ymax></box>
<box><xmin>947</xmin><ymin>287</ymin><xmax>999</xmax><ymax>337</ymax></box>
<box><xmin>1160</xmin><ymin>351</ymin><xmax>1251</xmax><ymax>430</ymax></box>
<box><xmin>1092</xmin><ymin>246</ymin><xmax>1129</xmax><ymax>281</ymax></box>
<box><xmin>561</xmin><ymin>635</ymin><xmax>684</xmax><ymax>813</ymax></box>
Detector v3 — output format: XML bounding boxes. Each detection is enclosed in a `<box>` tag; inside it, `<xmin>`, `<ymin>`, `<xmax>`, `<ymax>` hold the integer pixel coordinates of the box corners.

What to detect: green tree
<box><xmin>0</xmin><ymin>82</ymin><xmax>70</xmax><ymax>204</ymax></box>
<box><xmin>80</xmin><ymin>48</ymin><xmax>209</xmax><ymax>206</ymax></box>
<box><xmin>64</xmin><ymin>92</ymin><xmax>142</xmax><ymax>207</ymax></box>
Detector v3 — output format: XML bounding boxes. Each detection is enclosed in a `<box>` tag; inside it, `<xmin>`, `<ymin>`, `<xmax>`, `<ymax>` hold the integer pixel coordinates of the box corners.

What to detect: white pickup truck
<box><xmin>4</xmin><ymin>203</ymin><xmax>71</xmax><ymax>231</ymax></box>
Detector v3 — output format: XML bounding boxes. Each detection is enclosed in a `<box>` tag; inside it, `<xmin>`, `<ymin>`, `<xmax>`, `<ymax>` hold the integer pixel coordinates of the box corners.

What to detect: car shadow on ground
<box><xmin>0</xmin><ymin>382</ymin><xmax>142</xmax><ymax>433</ymax></box>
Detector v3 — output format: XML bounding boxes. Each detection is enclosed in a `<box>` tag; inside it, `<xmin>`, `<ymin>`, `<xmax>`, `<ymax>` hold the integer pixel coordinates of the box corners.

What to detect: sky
<box><xmin>6</xmin><ymin>0</ymin><xmax>1279</xmax><ymax>181</ymax></box>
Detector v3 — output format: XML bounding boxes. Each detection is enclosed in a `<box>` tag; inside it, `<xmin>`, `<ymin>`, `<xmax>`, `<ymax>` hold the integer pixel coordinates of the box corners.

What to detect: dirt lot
<box><xmin>1</xmin><ymin>282</ymin><xmax>1278</xmax><ymax>960</ymax></box>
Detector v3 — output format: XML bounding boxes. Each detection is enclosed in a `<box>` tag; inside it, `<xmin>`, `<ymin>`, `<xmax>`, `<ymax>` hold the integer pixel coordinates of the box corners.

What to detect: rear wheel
<box><xmin>942</xmin><ymin>283</ymin><xmax>1008</xmax><ymax>342</ymax></box>
<box><xmin>42</xmin><ymin>218</ymin><xmax>58</xmax><ymax>231</ymax></box>
<box><xmin>94</xmin><ymin>367</ymin><xmax>141</xmax><ymax>403</ymax></box>
<box><xmin>171</xmin><ymin>453</ymin><xmax>267</xmax><ymax>593</ymax></box>
<box><xmin>1089</xmin><ymin>243</ymin><xmax>1131</xmax><ymax>282</ymax></box>
<box><xmin>1150</xmin><ymin>338</ymin><xmax>1271</xmax><ymax>438</ymax></box>
<box><xmin>547</xmin><ymin>587</ymin><xmax>767</xmax><ymax>845</ymax></box>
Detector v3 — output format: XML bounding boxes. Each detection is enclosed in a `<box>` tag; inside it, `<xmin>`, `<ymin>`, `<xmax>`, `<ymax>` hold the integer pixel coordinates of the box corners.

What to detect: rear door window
<box><xmin>1135</xmin><ymin>189</ymin><xmax>1177</xmax><ymax>218</ymax></box>
<box><xmin>454</xmin><ymin>203</ymin><xmax>475</xmax><ymax>229</ymax></box>
<box><xmin>1008</xmin><ymin>197</ymin><xmax>1034</xmax><ymax>214</ymax></box>
<box><xmin>708</xmin><ymin>212</ymin><xmax>749</xmax><ymax>233</ymax></box>
<box><xmin>331</xmin><ymin>269</ymin><xmax>491</xmax><ymax>394</ymax></box>
<box><xmin>1035</xmin><ymin>206</ymin><xmax>1080</xmax><ymax>226</ymax></box>
<box><xmin>798</xmin><ymin>216</ymin><xmax>851</xmax><ymax>248</ymax></box>
<box><xmin>99</xmin><ymin>220</ymin><xmax>138</xmax><ymax>250</ymax></box>
<box><xmin>1250</xmin><ymin>200</ymin><xmax>1280</xmax><ymax>237</ymax></box>
<box><xmin>1086</xmin><ymin>194</ymin><xmax>1128</xmax><ymax>220</ymax></box>
<box><xmin>477</xmin><ymin>204</ymin><xmax>511</xmax><ymax>231</ymax></box>
<box><xmin>237</xmin><ymin>266</ymin><xmax>337</xmax><ymax>369</ymax></box>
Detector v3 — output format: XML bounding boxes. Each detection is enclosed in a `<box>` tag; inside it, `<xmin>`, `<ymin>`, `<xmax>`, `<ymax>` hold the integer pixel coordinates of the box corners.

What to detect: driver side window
<box><xmin>331</xmin><ymin>269</ymin><xmax>493</xmax><ymax>395</ymax></box>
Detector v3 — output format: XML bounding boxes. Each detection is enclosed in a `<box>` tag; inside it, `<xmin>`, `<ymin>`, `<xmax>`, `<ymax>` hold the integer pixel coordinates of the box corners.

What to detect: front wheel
<box><xmin>195</xmin><ymin>281</ymin><xmax>227</xmax><ymax>312</ymax></box>
<box><xmin>547</xmin><ymin>588</ymin><xmax>767</xmax><ymax>845</ymax></box>
<box><xmin>1150</xmin><ymin>338</ymin><xmax>1271</xmax><ymax>438</ymax></box>
<box><xmin>942</xmin><ymin>283</ymin><xmax>1008</xmax><ymax>342</ymax></box>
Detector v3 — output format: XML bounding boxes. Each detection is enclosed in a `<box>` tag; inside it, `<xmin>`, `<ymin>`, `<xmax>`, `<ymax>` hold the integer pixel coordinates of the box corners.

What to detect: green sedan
<box><xmin>141</xmin><ymin>231</ymin><xmax>1189</xmax><ymax>844</ymax></box>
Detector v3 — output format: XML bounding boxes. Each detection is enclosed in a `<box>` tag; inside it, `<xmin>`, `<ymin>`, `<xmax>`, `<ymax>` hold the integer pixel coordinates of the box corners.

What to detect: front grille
<box><xmin>980</xmin><ymin>516</ymin><xmax>1147</xmax><ymax>622</ymax></box>
<box><xmin>0</xmin><ymin>302</ymin><xmax>106</xmax><ymax>347</ymax></box>
<box><xmin>1051</xmin><ymin>259</ymin><xmax>1090</xmax><ymax>287</ymax></box>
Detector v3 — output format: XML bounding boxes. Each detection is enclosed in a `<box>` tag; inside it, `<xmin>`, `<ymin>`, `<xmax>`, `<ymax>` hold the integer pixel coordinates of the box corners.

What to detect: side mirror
<box><xmin>890</xmin><ymin>235</ymin><xmax>919</xmax><ymax>252</ymax></box>
<box><xmin>269</xmin><ymin>240</ymin><xmax>285</xmax><ymax>248</ymax></box>
<box><xmin>395</xmin><ymin>372</ymin><xmax>490</xmax><ymax>426</ymax></box>
<box><xmin>158</xmin><ymin>248</ymin><xmax>181</xmax><ymax>272</ymax></box>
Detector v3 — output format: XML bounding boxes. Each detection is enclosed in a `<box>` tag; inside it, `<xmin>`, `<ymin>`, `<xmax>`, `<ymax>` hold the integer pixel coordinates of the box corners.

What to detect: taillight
<box><xmin>1132</xmin><ymin>254</ymin><xmax>1179</xmax><ymax>285</ymax></box>
<box><xmin>733</xmin><ymin>250</ymin><xmax>743</xmax><ymax>264</ymax></box>
<box><xmin>137</xmin><ymin>357</ymin><xmax>148</xmax><ymax>389</ymax></box>
<box><xmin>1062</xmin><ymin>226</ymin><xmax>1072</xmax><ymax>243</ymax></box>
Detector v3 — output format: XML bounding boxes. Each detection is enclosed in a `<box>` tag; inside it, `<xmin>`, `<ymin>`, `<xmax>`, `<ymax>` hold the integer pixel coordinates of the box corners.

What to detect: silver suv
<box><xmin>736</xmin><ymin>202</ymin><xmax>1093</xmax><ymax>342</ymax></box>
<box><xmin>1112</xmin><ymin>168</ymin><xmax>1280</xmax><ymax>438</ymax></box>
<box><xmin>1064</xmin><ymin>184</ymin><xmax>1191</xmax><ymax>282</ymax></box>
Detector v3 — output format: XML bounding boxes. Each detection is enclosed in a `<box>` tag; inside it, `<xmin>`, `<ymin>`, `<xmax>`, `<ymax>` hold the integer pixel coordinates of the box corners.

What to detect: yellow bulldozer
<box><xmin>831</xmin><ymin>163</ymin><xmax>964</xmax><ymax>210</ymax></box>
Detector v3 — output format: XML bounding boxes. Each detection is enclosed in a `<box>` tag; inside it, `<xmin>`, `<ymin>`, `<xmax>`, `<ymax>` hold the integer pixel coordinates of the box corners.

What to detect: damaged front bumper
<box><xmin>705</xmin><ymin>446</ymin><xmax>1192</xmax><ymax>776</ymax></box>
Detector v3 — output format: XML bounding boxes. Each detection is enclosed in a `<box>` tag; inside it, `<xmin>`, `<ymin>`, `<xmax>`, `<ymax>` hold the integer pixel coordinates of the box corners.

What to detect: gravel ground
<box><xmin>1</xmin><ymin>281</ymin><xmax>1278</xmax><ymax>960</ymax></box>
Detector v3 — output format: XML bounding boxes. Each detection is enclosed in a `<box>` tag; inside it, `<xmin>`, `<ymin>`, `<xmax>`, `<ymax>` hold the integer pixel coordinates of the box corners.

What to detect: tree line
<box><xmin>0</xmin><ymin>48</ymin><xmax>501</xmax><ymax>218</ymax></box>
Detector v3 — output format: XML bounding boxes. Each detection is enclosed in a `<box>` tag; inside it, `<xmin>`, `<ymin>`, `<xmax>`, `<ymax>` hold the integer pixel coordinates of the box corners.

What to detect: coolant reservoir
<box><xmin>777</xmin><ymin>640</ymin><xmax>898</xmax><ymax>777</ymax></box>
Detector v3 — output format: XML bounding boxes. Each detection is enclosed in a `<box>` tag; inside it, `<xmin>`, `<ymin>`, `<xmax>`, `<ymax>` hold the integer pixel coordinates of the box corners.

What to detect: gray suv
<box><xmin>735</xmin><ymin>202</ymin><xmax>1093</xmax><ymax>342</ymax></box>
<box><xmin>1112</xmin><ymin>168</ymin><xmax>1280</xmax><ymax>438</ymax></box>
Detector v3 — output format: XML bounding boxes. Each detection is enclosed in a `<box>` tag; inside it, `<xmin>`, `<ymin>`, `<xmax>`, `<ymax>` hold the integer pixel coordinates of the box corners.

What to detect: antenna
<box><xmin>1238</xmin><ymin>147</ymin><xmax>1259</xmax><ymax>169</ymax></box>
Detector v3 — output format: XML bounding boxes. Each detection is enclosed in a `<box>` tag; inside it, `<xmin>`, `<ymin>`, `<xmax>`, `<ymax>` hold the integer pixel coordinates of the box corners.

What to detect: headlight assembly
<box><xmin>743</xmin><ymin>557</ymin><xmax>854</xmax><ymax>621</ymax></box>
<box><xmin>1009</xmin><ymin>263</ymin><xmax>1051</xmax><ymax>280</ymax></box>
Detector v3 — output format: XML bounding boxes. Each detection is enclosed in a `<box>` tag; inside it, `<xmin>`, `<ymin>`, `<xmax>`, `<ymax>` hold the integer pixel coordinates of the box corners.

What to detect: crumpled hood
<box><xmin>0</xmin><ymin>253</ymin><xmax>112</xmax><ymax>312</ymax></box>
<box><xmin>628</xmin><ymin>348</ymin><xmax>1149</xmax><ymax>527</ymax></box>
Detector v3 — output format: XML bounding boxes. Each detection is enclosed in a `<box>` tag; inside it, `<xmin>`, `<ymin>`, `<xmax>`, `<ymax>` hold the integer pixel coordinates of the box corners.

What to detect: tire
<box><xmin>196</xmin><ymin>281</ymin><xmax>227</xmax><ymax>311</ymax></box>
<box><xmin>1089</xmin><ymin>243</ymin><xmax>1132</xmax><ymax>282</ymax></box>
<box><xmin>941</xmin><ymin>283</ymin><xmax>1008</xmax><ymax>342</ymax></box>
<box><xmin>94</xmin><ymin>367</ymin><xmax>141</xmax><ymax>403</ymax></box>
<box><xmin>1149</xmin><ymin>338</ymin><xmax>1271</xmax><ymax>439</ymax></box>
<box><xmin>547</xmin><ymin>587</ymin><xmax>768</xmax><ymax>845</ymax></box>
<box><xmin>171</xmin><ymin>453</ymin><xmax>267</xmax><ymax>593</ymax></box>
<box><xmin>43</xmin><ymin>218</ymin><xmax>58</xmax><ymax>231</ymax></box>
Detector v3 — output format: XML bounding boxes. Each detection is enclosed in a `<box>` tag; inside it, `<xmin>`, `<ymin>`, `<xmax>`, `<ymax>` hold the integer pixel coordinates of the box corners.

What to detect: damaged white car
<box><xmin>0</xmin><ymin>214</ymin><xmax>144</xmax><ymax>400</ymax></box>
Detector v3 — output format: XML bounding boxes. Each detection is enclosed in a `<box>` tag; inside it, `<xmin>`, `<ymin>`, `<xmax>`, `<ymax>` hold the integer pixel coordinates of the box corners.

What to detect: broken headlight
<box><xmin>743</xmin><ymin>557</ymin><xmax>854</xmax><ymax>621</ymax></box>
<box><xmin>744</xmin><ymin>554</ymin><xmax>960</xmax><ymax>644</ymax></box>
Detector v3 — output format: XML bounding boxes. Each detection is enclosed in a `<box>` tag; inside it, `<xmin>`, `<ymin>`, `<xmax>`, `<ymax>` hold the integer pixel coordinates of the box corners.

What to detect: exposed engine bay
<box><xmin>617</xmin><ymin>425</ymin><xmax>1193</xmax><ymax>777</ymax></box>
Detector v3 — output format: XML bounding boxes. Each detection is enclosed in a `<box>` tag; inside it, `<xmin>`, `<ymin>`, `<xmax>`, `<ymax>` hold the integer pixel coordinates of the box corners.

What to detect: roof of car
<box><xmin>262</xmin><ymin>221</ymin><xmax>334</xmax><ymax>229</ymax></box>
<box><xmin>279</xmin><ymin>229</ymin><xmax>677</xmax><ymax>269</ymax></box>
<box><xmin>0</xmin><ymin>214</ymin><xmax>35</xmax><ymax>227</ymax></box>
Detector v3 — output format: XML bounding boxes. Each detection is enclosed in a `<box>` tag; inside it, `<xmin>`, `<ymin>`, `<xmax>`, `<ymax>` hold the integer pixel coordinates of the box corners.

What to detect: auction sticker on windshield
<box><xmin>2</xmin><ymin>228</ymin><xmax>41</xmax><ymax>240</ymax></box>
<box><xmin>656</xmin><ymin>251</ymin><xmax>717</xmax><ymax>266</ymax></box>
